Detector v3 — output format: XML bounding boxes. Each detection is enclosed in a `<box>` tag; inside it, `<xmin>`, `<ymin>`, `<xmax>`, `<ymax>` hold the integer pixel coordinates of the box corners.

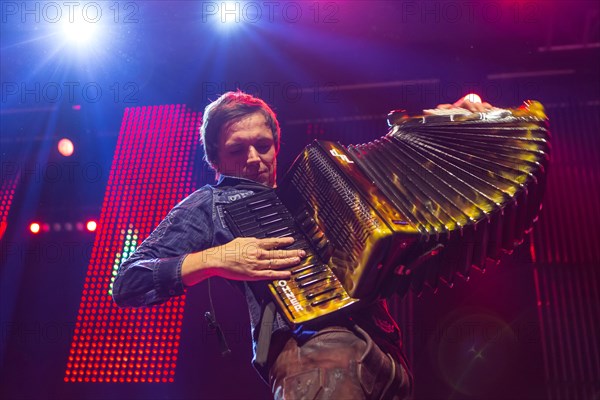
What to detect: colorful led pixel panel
<box><xmin>65</xmin><ymin>105</ymin><xmax>201</xmax><ymax>383</ymax></box>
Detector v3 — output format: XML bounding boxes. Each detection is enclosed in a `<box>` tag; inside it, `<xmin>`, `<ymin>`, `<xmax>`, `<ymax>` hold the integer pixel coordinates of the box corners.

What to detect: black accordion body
<box><xmin>223</xmin><ymin>101</ymin><xmax>550</xmax><ymax>326</ymax></box>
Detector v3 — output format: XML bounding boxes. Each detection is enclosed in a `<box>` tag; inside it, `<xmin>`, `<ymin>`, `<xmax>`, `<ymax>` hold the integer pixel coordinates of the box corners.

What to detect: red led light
<box><xmin>86</xmin><ymin>220</ymin><xmax>97</xmax><ymax>232</ymax></box>
<box><xmin>30</xmin><ymin>222</ymin><xmax>41</xmax><ymax>234</ymax></box>
<box><xmin>65</xmin><ymin>105</ymin><xmax>200</xmax><ymax>383</ymax></box>
<box><xmin>58</xmin><ymin>138</ymin><xmax>75</xmax><ymax>157</ymax></box>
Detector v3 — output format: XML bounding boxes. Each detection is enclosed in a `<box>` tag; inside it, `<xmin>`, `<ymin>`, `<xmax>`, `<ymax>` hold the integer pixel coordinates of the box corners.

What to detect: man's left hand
<box><xmin>435</xmin><ymin>96</ymin><xmax>494</xmax><ymax>113</ymax></box>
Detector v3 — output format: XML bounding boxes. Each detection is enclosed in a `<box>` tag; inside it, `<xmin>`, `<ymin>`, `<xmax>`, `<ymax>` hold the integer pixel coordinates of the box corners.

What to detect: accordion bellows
<box><xmin>223</xmin><ymin>101</ymin><xmax>550</xmax><ymax>325</ymax></box>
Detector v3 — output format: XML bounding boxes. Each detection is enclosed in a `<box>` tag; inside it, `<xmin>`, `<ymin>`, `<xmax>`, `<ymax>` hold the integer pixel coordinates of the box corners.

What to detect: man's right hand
<box><xmin>181</xmin><ymin>237</ymin><xmax>303</xmax><ymax>287</ymax></box>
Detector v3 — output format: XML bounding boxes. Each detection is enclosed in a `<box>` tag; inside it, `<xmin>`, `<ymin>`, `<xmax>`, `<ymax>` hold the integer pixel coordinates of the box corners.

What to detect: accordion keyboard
<box><xmin>222</xmin><ymin>190</ymin><xmax>358</xmax><ymax>326</ymax></box>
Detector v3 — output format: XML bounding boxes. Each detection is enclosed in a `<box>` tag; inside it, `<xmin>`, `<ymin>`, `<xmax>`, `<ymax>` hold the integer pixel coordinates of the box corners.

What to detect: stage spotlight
<box><xmin>61</xmin><ymin>19</ymin><xmax>100</xmax><ymax>46</ymax></box>
<box><xmin>58</xmin><ymin>138</ymin><xmax>74</xmax><ymax>157</ymax></box>
<box><xmin>203</xmin><ymin>1</ymin><xmax>245</xmax><ymax>29</ymax></box>
<box><xmin>222</xmin><ymin>1</ymin><xmax>240</xmax><ymax>24</ymax></box>
<box><xmin>465</xmin><ymin>93</ymin><xmax>482</xmax><ymax>103</ymax></box>
<box><xmin>86</xmin><ymin>220</ymin><xmax>97</xmax><ymax>232</ymax></box>
<box><xmin>30</xmin><ymin>222</ymin><xmax>41</xmax><ymax>234</ymax></box>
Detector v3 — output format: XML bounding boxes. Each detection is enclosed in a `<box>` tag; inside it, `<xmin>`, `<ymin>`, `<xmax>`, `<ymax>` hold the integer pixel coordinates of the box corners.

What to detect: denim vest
<box><xmin>113</xmin><ymin>175</ymin><xmax>292</xmax><ymax>381</ymax></box>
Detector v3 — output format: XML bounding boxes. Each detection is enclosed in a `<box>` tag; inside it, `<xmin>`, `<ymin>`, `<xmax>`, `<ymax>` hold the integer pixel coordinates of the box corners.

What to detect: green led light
<box><xmin>108</xmin><ymin>228</ymin><xmax>139</xmax><ymax>296</ymax></box>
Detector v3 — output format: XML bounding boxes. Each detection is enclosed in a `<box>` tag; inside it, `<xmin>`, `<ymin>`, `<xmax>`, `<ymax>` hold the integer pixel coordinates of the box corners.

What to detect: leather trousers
<box><xmin>268</xmin><ymin>325</ymin><xmax>412</xmax><ymax>400</ymax></box>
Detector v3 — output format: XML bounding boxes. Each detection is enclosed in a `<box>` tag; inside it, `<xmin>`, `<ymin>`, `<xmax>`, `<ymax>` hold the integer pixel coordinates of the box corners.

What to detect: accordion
<box><xmin>223</xmin><ymin>101</ymin><xmax>550</xmax><ymax>326</ymax></box>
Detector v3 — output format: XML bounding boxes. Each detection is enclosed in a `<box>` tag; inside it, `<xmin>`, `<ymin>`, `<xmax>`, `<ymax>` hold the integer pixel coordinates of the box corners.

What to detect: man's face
<box><xmin>215</xmin><ymin>112</ymin><xmax>277</xmax><ymax>187</ymax></box>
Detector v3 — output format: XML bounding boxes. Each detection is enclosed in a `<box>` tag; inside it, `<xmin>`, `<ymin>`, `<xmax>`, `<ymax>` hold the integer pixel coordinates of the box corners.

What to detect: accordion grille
<box><xmin>288</xmin><ymin>145</ymin><xmax>379</xmax><ymax>264</ymax></box>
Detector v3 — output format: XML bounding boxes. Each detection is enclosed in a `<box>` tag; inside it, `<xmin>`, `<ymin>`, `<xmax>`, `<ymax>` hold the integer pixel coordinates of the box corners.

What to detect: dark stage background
<box><xmin>1</xmin><ymin>1</ymin><xmax>599</xmax><ymax>399</ymax></box>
